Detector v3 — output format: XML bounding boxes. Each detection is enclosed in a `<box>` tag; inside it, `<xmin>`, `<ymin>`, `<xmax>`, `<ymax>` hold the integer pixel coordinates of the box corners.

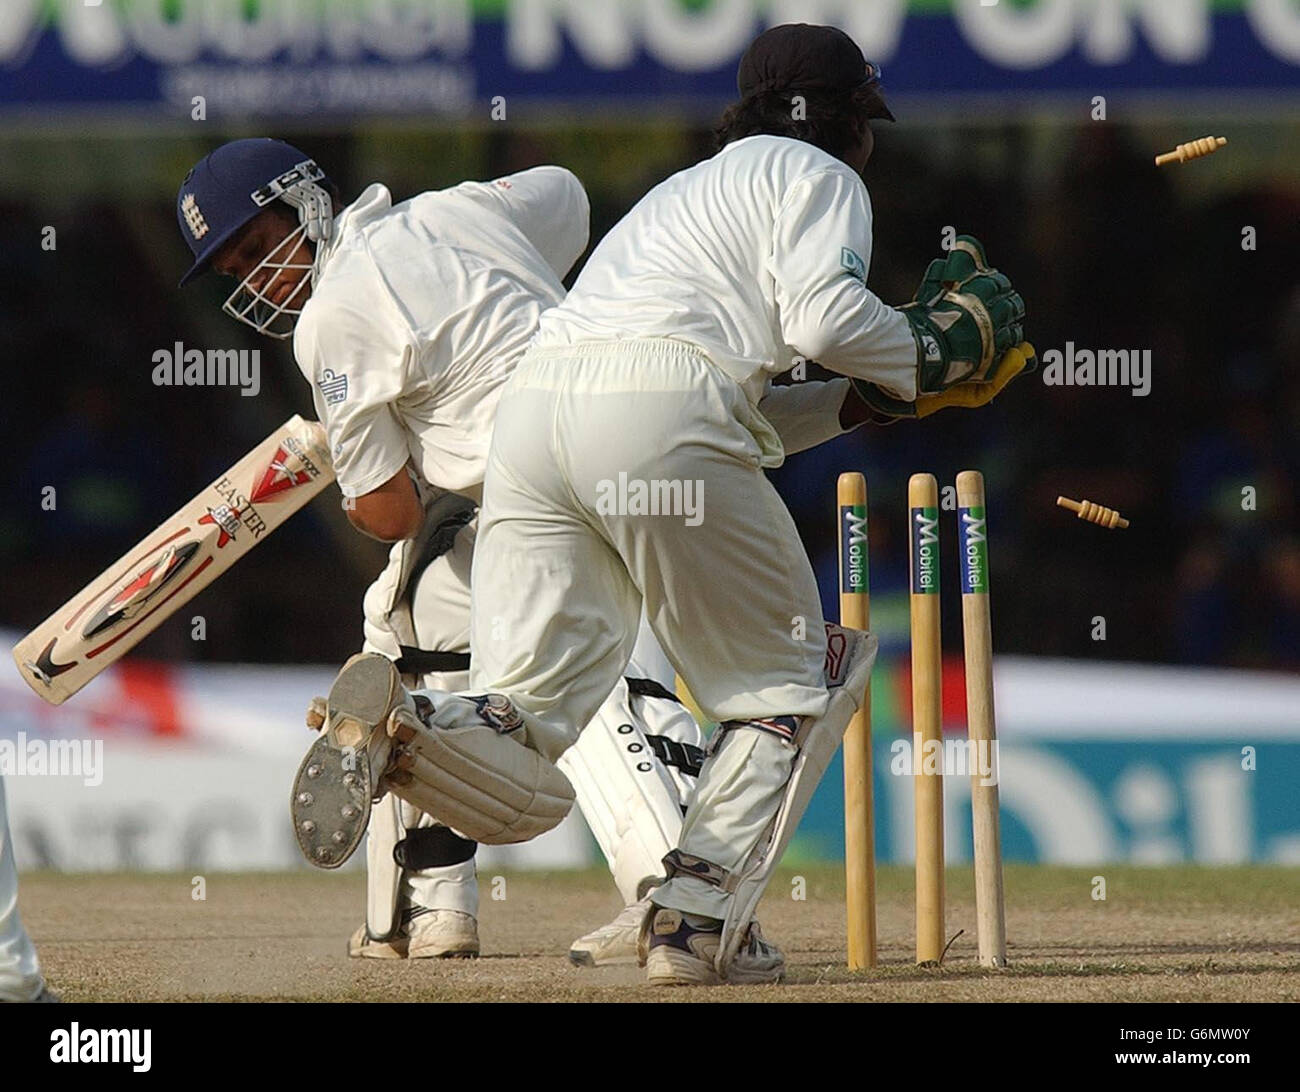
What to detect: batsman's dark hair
<box><xmin>714</xmin><ymin>85</ymin><xmax>881</xmax><ymax>162</ymax></box>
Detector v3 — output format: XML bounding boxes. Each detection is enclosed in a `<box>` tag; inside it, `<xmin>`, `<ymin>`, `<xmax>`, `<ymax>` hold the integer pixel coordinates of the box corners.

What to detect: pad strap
<box><xmin>662</xmin><ymin>848</ymin><xmax>732</xmax><ymax>890</ymax></box>
<box><xmin>395</xmin><ymin>647</ymin><xmax>472</xmax><ymax>675</ymax></box>
<box><xmin>625</xmin><ymin>677</ymin><xmax>682</xmax><ymax>703</ymax></box>
<box><xmin>646</xmin><ymin>734</ymin><xmax>705</xmax><ymax>778</ymax></box>
<box><xmin>717</xmin><ymin>715</ymin><xmax>801</xmax><ymax>744</ymax></box>
<box><xmin>394</xmin><ymin>825</ymin><xmax>478</xmax><ymax>869</ymax></box>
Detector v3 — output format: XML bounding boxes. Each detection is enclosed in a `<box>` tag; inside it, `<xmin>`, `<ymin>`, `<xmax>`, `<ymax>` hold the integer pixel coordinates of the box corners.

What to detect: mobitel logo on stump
<box><xmin>840</xmin><ymin>504</ymin><xmax>868</xmax><ymax>595</ymax></box>
<box><xmin>959</xmin><ymin>506</ymin><xmax>989</xmax><ymax>595</ymax></box>
<box><xmin>910</xmin><ymin>507</ymin><xmax>939</xmax><ymax>595</ymax></box>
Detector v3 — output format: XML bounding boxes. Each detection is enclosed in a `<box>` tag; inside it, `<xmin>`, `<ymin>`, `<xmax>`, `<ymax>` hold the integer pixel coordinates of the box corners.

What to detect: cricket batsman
<box><xmin>290</xmin><ymin>23</ymin><xmax>1034</xmax><ymax>985</ymax></box>
<box><xmin>177</xmin><ymin>138</ymin><xmax>713</xmax><ymax>966</ymax></box>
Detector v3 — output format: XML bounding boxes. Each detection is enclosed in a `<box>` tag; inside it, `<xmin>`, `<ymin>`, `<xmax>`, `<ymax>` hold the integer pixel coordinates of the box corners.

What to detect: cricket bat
<box><xmin>12</xmin><ymin>414</ymin><xmax>335</xmax><ymax>705</ymax></box>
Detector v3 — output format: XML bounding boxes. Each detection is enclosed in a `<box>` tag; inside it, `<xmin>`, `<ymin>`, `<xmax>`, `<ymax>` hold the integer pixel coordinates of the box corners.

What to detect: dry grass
<box><xmin>18</xmin><ymin>865</ymin><xmax>1300</xmax><ymax>1002</ymax></box>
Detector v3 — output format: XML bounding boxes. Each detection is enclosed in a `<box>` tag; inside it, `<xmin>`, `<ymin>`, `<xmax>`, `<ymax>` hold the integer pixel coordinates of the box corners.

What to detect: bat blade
<box><xmin>12</xmin><ymin>415</ymin><xmax>335</xmax><ymax>705</ymax></box>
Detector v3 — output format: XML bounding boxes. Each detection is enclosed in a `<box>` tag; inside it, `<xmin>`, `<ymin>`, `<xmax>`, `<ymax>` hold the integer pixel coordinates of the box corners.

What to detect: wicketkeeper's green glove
<box><xmin>852</xmin><ymin>235</ymin><xmax>1033</xmax><ymax>420</ymax></box>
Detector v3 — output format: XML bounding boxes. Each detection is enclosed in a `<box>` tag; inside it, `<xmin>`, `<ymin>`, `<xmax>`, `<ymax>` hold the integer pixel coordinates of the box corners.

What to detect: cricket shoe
<box><xmin>569</xmin><ymin>900</ymin><xmax>651</xmax><ymax>967</ymax></box>
<box><xmin>0</xmin><ymin>984</ymin><xmax>59</xmax><ymax>1003</ymax></box>
<box><xmin>349</xmin><ymin>906</ymin><xmax>480</xmax><ymax>960</ymax></box>
<box><xmin>292</xmin><ymin>653</ymin><xmax>408</xmax><ymax>870</ymax></box>
<box><xmin>644</xmin><ymin>907</ymin><xmax>785</xmax><ymax>986</ymax></box>
<box><xmin>407</xmin><ymin>908</ymin><xmax>479</xmax><ymax>958</ymax></box>
<box><xmin>349</xmin><ymin>923</ymin><xmax>409</xmax><ymax>960</ymax></box>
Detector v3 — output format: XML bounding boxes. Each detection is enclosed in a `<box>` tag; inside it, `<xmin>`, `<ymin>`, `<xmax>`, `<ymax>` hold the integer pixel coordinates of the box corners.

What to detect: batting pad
<box><xmin>383</xmin><ymin>696</ymin><xmax>574</xmax><ymax>845</ymax></box>
<box><xmin>560</xmin><ymin>677</ymin><xmax>703</xmax><ymax>904</ymax></box>
<box><xmin>717</xmin><ymin>624</ymin><xmax>877</xmax><ymax>975</ymax></box>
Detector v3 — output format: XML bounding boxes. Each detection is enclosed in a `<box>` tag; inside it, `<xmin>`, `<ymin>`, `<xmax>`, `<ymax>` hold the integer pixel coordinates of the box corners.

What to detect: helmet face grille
<box><xmin>222</xmin><ymin>223</ymin><xmax>316</xmax><ymax>340</ymax></box>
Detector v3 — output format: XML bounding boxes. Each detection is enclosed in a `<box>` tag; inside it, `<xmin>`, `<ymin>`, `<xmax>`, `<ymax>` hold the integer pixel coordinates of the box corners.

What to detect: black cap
<box><xmin>737</xmin><ymin>23</ymin><xmax>894</xmax><ymax>121</ymax></box>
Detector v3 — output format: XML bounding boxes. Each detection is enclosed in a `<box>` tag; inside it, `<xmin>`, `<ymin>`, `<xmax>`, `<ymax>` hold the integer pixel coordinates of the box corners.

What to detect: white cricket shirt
<box><xmin>294</xmin><ymin>167</ymin><xmax>589</xmax><ymax>498</ymax></box>
<box><xmin>534</xmin><ymin>135</ymin><xmax>917</xmax><ymax>409</ymax></box>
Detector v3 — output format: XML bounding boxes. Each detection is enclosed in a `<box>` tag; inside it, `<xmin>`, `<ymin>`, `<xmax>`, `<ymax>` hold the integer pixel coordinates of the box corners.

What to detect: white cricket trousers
<box><xmin>470</xmin><ymin>337</ymin><xmax>831</xmax><ymax>918</ymax></box>
<box><xmin>0</xmin><ymin>777</ymin><xmax>44</xmax><ymax>1002</ymax></box>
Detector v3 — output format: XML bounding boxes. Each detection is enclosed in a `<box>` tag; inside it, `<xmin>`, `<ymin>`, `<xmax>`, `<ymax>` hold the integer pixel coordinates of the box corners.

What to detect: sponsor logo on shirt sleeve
<box><xmin>840</xmin><ymin>246</ymin><xmax>866</xmax><ymax>285</ymax></box>
<box><xmin>317</xmin><ymin>368</ymin><xmax>349</xmax><ymax>405</ymax></box>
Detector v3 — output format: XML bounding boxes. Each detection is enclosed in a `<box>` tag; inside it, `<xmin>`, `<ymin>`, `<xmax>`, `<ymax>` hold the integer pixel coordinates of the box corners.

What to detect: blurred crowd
<box><xmin>2</xmin><ymin>122</ymin><xmax>1297</xmax><ymax>670</ymax></box>
<box><xmin>780</xmin><ymin>124</ymin><xmax>1300</xmax><ymax>669</ymax></box>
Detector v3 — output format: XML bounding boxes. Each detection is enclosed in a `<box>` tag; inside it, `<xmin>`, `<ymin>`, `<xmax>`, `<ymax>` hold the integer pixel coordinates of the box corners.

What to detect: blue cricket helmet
<box><xmin>175</xmin><ymin>138</ymin><xmax>332</xmax><ymax>287</ymax></box>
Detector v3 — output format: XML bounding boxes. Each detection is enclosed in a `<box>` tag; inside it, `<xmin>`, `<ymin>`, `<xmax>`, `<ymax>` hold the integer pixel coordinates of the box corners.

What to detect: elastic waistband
<box><xmin>514</xmin><ymin>337</ymin><xmax>725</xmax><ymax>393</ymax></box>
<box><xmin>523</xmin><ymin>336</ymin><xmax>711</xmax><ymax>364</ymax></box>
